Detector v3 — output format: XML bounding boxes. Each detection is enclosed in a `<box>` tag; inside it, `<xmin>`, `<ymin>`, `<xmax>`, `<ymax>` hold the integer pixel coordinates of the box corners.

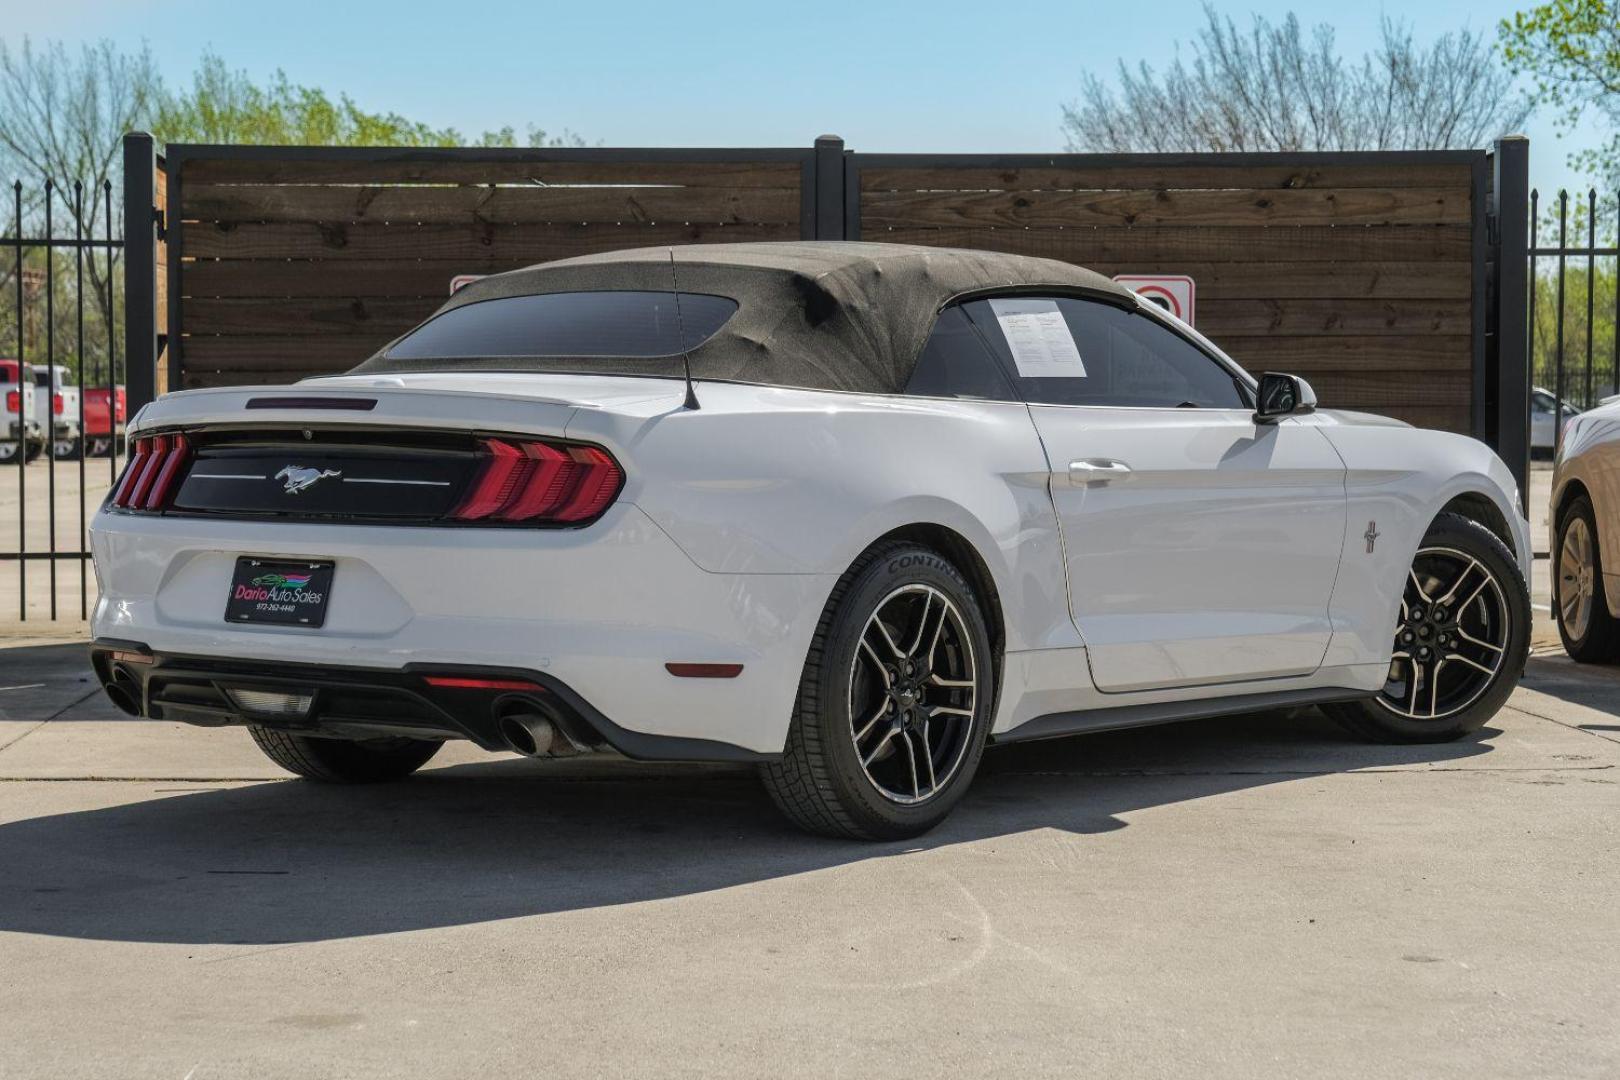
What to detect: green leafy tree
<box><xmin>1500</xmin><ymin>1</ymin><xmax>1620</xmax><ymax>187</ymax></box>
<box><xmin>1534</xmin><ymin>260</ymin><xmax>1618</xmax><ymax>407</ymax></box>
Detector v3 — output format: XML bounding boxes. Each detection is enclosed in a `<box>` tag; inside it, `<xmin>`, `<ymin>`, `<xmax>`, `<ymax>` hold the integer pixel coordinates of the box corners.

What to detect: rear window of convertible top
<box><xmin>385</xmin><ymin>291</ymin><xmax>739</xmax><ymax>360</ymax></box>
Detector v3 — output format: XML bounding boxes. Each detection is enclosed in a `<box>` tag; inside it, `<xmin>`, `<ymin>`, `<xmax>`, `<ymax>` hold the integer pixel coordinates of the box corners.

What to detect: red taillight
<box><xmin>4</xmin><ymin>391</ymin><xmax>17</xmax><ymax>413</ymax></box>
<box><xmin>143</xmin><ymin>432</ymin><xmax>191</xmax><ymax>509</ymax></box>
<box><xmin>109</xmin><ymin>437</ymin><xmax>152</xmax><ymax>506</ymax></box>
<box><xmin>52</xmin><ymin>393</ymin><xmax>63</xmax><ymax>415</ymax></box>
<box><xmin>451</xmin><ymin>438</ymin><xmax>623</xmax><ymax>525</ymax></box>
<box><xmin>111</xmin><ymin>432</ymin><xmax>191</xmax><ymax>511</ymax></box>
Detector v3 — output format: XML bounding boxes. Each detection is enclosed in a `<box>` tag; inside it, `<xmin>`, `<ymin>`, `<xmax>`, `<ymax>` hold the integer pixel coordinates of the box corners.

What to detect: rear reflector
<box><xmin>451</xmin><ymin>437</ymin><xmax>623</xmax><ymax>525</ymax></box>
<box><xmin>665</xmin><ymin>663</ymin><xmax>745</xmax><ymax>679</ymax></box>
<box><xmin>423</xmin><ymin>675</ymin><xmax>545</xmax><ymax>692</ymax></box>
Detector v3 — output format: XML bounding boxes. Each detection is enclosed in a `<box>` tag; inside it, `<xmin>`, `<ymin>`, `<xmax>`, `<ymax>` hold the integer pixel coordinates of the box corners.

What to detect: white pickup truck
<box><xmin>33</xmin><ymin>363</ymin><xmax>82</xmax><ymax>460</ymax></box>
<box><xmin>0</xmin><ymin>358</ymin><xmax>42</xmax><ymax>463</ymax></box>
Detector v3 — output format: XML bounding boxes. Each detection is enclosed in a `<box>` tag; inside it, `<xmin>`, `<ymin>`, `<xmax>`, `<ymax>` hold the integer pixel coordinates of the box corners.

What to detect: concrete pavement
<box><xmin>0</xmin><ymin>636</ymin><xmax>1617</xmax><ymax>1079</ymax></box>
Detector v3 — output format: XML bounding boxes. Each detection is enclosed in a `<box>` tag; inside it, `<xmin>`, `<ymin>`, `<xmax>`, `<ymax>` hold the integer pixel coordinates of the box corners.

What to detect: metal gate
<box><xmin>2</xmin><ymin>177</ymin><xmax>126</xmax><ymax>622</ymax></box>
<box><xmin>1531</xmin><ymin>187</ymin><xmax>1619</xmax><ymax>456</ymax></box>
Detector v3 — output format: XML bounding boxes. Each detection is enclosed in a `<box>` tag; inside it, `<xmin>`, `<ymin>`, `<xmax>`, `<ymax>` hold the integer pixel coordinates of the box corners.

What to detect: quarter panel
<box><xmin>572</xmin><ymin>384</ymin><xmax>1075</xmax><ymax>656</ymax></box>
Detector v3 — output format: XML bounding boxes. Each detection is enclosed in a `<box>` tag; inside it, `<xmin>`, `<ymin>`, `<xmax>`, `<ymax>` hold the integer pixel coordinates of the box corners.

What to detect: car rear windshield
<box><xmin>385</xmin><ymin>291</ymin><xmax>738</xmax><ymax>361</ymax></box>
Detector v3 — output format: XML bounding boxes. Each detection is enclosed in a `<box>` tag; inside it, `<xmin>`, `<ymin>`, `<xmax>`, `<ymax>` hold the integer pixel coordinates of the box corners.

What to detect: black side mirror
<box><xmin>1254</xmin><ymin>372</ymin><xmax>1317</xmax><ymax>424</ymax></box>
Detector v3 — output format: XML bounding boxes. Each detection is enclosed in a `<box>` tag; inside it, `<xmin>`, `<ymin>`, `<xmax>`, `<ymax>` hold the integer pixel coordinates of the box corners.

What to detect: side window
<box><xmin>905</xmin><ymin>305</ymin><xmax>1017</xmax><ymax>401</ymax></box>
<box><xmin>964</xmin><ymin>296</ymin><xmax>1246</xmax><ymax>409</ymax></box>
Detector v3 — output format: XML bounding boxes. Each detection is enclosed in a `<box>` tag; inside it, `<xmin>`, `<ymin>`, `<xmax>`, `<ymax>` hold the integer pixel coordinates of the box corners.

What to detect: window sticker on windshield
<box><xmin>989</xmin><ymin>298</ymin><xmax>1086</xmax><ymax>378</ymax></box>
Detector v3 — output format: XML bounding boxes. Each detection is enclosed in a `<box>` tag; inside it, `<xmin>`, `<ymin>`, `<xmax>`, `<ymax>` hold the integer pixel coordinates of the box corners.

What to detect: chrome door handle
<box><xmin>1068</xmin><ymin>459</ymin><xmax>1132</xmax><ymax>485</ymax></box>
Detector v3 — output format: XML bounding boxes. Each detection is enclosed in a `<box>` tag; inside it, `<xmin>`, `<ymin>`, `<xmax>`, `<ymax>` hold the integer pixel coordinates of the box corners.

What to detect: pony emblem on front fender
<box><xmin>275</xmin><ymin>465</ymin><xmax>341</xmax><ymax>494</ymax></box>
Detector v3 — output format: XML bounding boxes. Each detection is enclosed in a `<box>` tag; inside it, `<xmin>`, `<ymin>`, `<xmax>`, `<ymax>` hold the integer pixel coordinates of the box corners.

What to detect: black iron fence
<box><xmin>1531</xmin><ymin>188</ymin><xmax>1618</xmax><ymax>454</ymax></box>
<box><xmin>1</xmin><ymin>177</ymin><xmax>126</xmax><ymax>621</ymax></box>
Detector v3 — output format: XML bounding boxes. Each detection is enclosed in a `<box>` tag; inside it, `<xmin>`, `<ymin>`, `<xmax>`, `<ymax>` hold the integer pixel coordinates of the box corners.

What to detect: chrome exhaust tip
<box><xmin>498</xmin><ymin>711</ymin><xmax>557</xmax><ymax>757</ymax></box>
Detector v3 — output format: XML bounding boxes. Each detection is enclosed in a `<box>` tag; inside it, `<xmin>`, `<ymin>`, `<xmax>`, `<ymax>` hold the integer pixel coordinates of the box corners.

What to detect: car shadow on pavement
<box><xmin>0</xmin><ymin>705</ymin><xmax>1499</xmax><ymax>946</ymax></box>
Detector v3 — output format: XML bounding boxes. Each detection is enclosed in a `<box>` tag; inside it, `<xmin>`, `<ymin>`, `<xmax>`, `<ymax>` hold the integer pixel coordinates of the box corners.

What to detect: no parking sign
<box><xmin>1112</xmin><ymin>275</ymin><xmax>1196</xmax><ymax>326</ymax></box>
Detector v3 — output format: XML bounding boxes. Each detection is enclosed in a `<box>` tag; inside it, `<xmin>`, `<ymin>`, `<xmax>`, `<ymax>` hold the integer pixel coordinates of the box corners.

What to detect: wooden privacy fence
<box><xmin>121</xmin><ymin>134</ymin><xmax>1531</xmax><ymax>494</ymax></box>
<box><xmin>850</xmin><ymin>154</ymin><xmax>1482</xmax><ymax>435</ymax></box>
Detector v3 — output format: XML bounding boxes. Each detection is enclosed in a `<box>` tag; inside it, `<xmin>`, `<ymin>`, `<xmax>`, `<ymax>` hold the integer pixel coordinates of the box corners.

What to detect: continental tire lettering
<box><xmin>887</xmin><ymin>553</ymin><xmax>950</xmax><ymax>575</ymax></box>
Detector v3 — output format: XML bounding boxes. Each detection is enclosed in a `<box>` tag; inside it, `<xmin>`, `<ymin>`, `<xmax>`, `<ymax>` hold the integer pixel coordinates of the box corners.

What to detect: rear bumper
<box><xmin>89</xmin><ymin>503</ymin><xmax>836</xmax><ymax>756</ymax></box>
<box><xmin>90</xmin><ymin>642</ymin><xmax>775</xmax><ymax>762</ymax></box>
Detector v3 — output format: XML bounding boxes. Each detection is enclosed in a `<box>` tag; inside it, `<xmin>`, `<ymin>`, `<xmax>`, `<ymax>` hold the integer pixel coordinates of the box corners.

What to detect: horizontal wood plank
<box><xmin>184</xmin><ymin>260</ymin><xmax>512</xmax><ymax>298</ymax></box>
<box><xmin>1271</xmin><ymin>369</ymin><xmax>1471</xmax><ymax>407</ymax></box>
<box><xmin>180</xmin><ymin>296</ymin><xmax>1471</xmax><ymax>340</ymax></box>
<box><xmin>181</xmin><ymin>158</ymin><xmax>803</xmax><ymax>187</ymax></box>
<box><xmin>181</xmin><ymin>365</ymin><xmax>348</xmax><ymax>389</ymax></box>
<box><xmin>183</xmin><ymin>336</ymin><xmax>387</xmax><ymax>369</ymax></box>
<box><xmin>865</xmin><ymin>225</ymin><xmax>1474</xmax><ymax>263</ymax></box>
<box><xmin>860</xmin><ymin>162</ymin><xmax>1475</xmax><ymax>193</ymax></box>
<box><xmin>184</xmin><ymin>297</ymin><xmax>438</xmax><ymax>336</ymax></box>
<box><xmin>1194</xmin><ymin>298</ymin><xmax>1470</xmax><ymax>336</ymax></box>
<box><xmin>178</xmin><ymin>348</ymin><xmax>1472</xmax><ymax>412</ymax></box>
<box><xmin>184</xmin><ymin>183</ymin><xmax>801</xmax><ymax>226</ymax></box>
<box><xmin>1084</xmin><ymin>261</ymin><xmax>1470</xmax><ymax>300</ymax></box>
<box><xmin>181</xmin><ymin>221</ymin><xmax>797</xmax><ymax>261</ymax></box>
<box><xmin>1210</xmin><ymin>334</ymin><xmax>1471</xmax><ymax>369</ymax></box>
<box><xmin>862</xmin><ymin>187</ymin><xmax>1469</xmax><ymax>229</ymax></box>
<box><xmin>1357</xmin><ymin>404</ymin><xmax>1470</xmax><ymax>432</ymax></box>
<box><xmin>183</xmin><ymin>255</ymin><xmax>1469</xmax><ymax>301</ymax></box>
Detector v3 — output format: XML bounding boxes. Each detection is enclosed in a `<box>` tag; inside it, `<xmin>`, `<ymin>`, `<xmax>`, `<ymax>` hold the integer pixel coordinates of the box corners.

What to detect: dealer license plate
<box><xmin>225</xmin><ymin>557</ymin><xmax>334</xmax><ymax>628</ymax></box>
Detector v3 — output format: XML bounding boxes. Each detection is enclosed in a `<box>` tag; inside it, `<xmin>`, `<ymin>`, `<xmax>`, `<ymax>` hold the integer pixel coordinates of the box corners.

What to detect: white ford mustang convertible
<box><xmin>90</xmin><ymin>243</ymin><xmax>1531</xmax><ymax>838</ymax></box>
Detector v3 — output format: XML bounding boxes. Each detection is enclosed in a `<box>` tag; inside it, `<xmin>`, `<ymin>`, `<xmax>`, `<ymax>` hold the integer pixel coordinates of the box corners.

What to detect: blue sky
<box><xmin>3</xmin><ymin>0</ymin><xmax>1602</xmax><ymax>196</ymax></box>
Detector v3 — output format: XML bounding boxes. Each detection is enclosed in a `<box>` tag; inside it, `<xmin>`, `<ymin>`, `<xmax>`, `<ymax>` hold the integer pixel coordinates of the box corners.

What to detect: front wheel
<box><xmin>1324</xmin><ymin>512</ymin><xmax>1529</xmax><ymax>743</ymax></box>
<box><xmin>249</xmin><ymin>726</ymin><xmax>442</xmax><ymax>782</ymax></box>
<box><xmin>51</xmin><ymin>437</ymin><xmax>81</xmax><ymax>461</ymax></box>
<box><xmin>761</xmin><ymin>542</ymin><xmax>995</xmax><ymax>840</ymax></box>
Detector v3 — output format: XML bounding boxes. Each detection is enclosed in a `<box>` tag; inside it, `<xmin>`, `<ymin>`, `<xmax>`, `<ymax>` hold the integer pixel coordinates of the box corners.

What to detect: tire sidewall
<box><xmin>811</xmin><ymin>546</ymin><xmax>994</xmax><ymax>835</ymax></box>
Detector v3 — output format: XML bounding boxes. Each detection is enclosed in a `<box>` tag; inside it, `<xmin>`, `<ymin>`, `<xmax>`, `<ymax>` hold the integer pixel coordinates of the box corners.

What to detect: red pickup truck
<box><xmin>79</xmin><ymin>379</ymin><xmax>127</xmax><ymax>457</ymax></box>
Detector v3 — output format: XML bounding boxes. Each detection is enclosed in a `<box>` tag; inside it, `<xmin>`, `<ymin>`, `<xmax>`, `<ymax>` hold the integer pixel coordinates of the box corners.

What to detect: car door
<box><xmin>962</xmin><ymin>295</ymin><xmax>1348</xmax><ymax>693</ymax></box>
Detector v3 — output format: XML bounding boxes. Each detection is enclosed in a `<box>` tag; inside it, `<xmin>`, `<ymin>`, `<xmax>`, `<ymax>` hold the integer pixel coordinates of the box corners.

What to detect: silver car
<box><xmin>1550</xmin><ymin>397</ymin><xmax>1620</xmax><ymax>659</ymax></box>
<box><xmin>1532</xmin><ymin>387</ymin><xmax>1579</xmax><ymax>455</ymax></box>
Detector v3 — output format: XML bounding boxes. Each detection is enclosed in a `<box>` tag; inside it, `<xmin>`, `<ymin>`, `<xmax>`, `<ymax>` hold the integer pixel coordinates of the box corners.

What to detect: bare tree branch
<box><xmin>1062</xmin><ymin>6</ymin><xmax>1529</xmax><ymax>152</ymax></box>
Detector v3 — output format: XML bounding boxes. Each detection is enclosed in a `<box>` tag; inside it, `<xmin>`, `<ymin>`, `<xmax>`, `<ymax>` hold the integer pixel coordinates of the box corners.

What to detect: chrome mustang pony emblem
<box><xmin>276</xmin><ymin>465</ymin><xmax>342</xmax><ymax>494</ymax></box>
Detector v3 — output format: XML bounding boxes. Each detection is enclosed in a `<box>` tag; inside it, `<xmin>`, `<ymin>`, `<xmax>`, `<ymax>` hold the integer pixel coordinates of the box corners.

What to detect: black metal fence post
<box><xmin>814</xmin><ymin>135</ymin><xmax>845</xmax><ymax>241</ymax></box>
<box><xmin>1491</xmin><ymin>136</ymin><xmax>1531</xmax><ymax>514</ymax></box>
<box><xmin>1554</xmin><ymin>192</ymin><xmax>1568</xmax><ymax>456</ymax></box>
<box><xmin>122</xmin><ymin>132</ymin><xmax>157</xmax><ymax>416</ymax></box>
